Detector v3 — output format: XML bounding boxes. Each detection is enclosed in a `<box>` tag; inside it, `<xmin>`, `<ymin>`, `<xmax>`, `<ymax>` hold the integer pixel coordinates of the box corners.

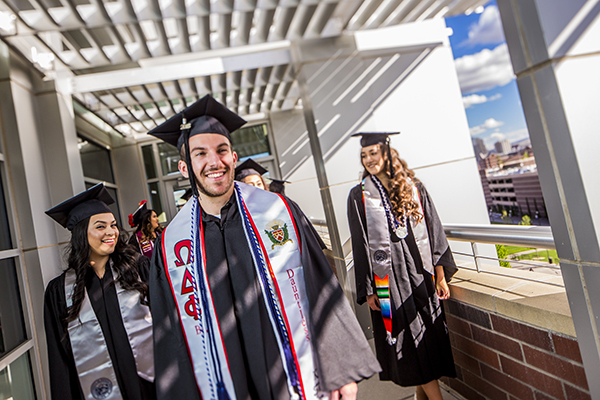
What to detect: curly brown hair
<box><xmin>362</xmin><ymin>144</ymin><xmax>423</xmax><ymax>224</ymax></box>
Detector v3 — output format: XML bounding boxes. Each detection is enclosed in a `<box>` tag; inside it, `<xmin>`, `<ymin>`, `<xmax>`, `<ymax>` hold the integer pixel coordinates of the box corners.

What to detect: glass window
<box><xmin>78</xmin><ymin>136</ymin><xmax>115</xmax><ymax>183</ymax></box>
<box><xmin>157</xmin><ymin>143</ymin><xmax>180</xmax><ymax>176</ymax></box>
<box><xmin>230</xmin><ymin>123</ymin><xmax>270</xmax><ymax>159</ymax></box>
<box><xmin>142</xmin><ymin>145</ymin><xmax>157</xmax><ymax>180</ymax></box>
<box><xmin>0</xmin><ymin>352</ymin><xmax>36</xmax><ymax>400</ymax></box>
<box><xmin>0</xmin><ymin>257</ymin><xmax>27</xmax><ymax>357</ymax></box>
<box><xmin>148</xmin><ymin>182</ymin><xmax>166</xmax><ymax>223</ymax></box>
<box><xmin>0</xmin><ymin>169</ymin><xmax>13</xmax><ymax>251</ymax></box>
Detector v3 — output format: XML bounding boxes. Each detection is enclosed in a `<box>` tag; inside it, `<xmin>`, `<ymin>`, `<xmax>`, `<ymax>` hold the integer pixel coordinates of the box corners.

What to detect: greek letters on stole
<box><xmin>162</xmin><ymin>183</ymin><xmax>320</xmax><ymax>400</ymax></box>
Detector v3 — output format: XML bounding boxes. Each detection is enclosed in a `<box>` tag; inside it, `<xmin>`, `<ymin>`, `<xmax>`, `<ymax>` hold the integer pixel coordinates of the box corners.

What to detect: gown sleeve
<box><xmin>286</xmin><ymin>196</ymin><xmax>381</xmax><ymax>392</ymax></box>
<box><xmin>346</xmin><ymin>185</ymin><xmax>374</xmax><ymax>305</ymax></box>
<box><xmin>149</xmin><ymin>236</ymin><xmax>202</xmax><ymax>400</ymax></box>
<box><xmin>416</xmin><ymin>181</ymin><xmax>458</xmax><ymax>282</ymax></box>
<box><xmin>43</xmin><ymin>275</ymin><xmax>85</xmax><ymax>400</ymax></box>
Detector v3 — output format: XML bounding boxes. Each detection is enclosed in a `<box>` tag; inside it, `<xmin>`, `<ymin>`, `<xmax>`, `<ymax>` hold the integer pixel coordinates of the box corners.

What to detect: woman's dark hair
<box><xmin>362</xmin><ymin>144</ymin><xmax>423</xmax><ymax>223</ymax></box>
<box><xmin>64</xmin><ymin>216</ymin><xmax>149</xmax><ymax>325</ymax></box>
<box><xmin>134</xmin><ymin>209</ymin><xmax>163</xmax><ymax>239</ymax></box>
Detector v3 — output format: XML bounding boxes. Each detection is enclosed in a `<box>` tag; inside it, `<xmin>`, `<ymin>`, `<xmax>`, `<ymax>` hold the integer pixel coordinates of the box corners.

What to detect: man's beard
<box><xmin>195</xmin><ymin>168</ymin><xmax>234</xmax><ymax>198</ymax></box>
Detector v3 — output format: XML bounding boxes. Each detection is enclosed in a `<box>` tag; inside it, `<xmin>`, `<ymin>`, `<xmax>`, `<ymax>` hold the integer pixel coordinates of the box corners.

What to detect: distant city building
<box><xmin>478</xmin><ymin>153</ymin><xmax>499</xmax><ymax>170</ymax></box>
<box><xmin>481</xmin><ymin>162</ymin><xmax>547</xmax><ymax>218</ymax></box>
<box><xmin>494</xmin><ymin>139</ymin><xmax>512</xmax><ymax>155</ymax></box>
<box><xmin>472</xmin><ymin>137</ymin><xmax>488</xmax><ymax>160</ymax></box>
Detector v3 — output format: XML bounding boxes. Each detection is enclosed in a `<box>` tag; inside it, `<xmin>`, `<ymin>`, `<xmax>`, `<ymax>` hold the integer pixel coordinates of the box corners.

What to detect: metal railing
<box><xmin>444</xmin><ymin>224</ymin><xmax>563</xmax><ymax>288</ymax></box>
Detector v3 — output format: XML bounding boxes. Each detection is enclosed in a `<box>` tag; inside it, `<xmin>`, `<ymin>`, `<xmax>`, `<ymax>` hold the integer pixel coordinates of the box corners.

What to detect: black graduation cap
<box><xmin>147</xmin><ymin>94</ymin><xmax>247</xmax><ymax>197</ymax></box>
<box><xmin>180</xmin><ymin>188</ymin><xmax>193</xmax><ymax>202</ymax></box>
<box><xmin>351</xmin><ymin>132</ymin><xmax>401</xmax><ymax>177</ymax></box>
<box><xmin>351</xmin><ymin>132</ymin><xmax>400</xmax><ymax>148</ymax></box>
<box><xmin>268</xmin><ymin>178</ymin><xmax>290</xmax><ymax>196</ymax></box>
<box><xmin>128</xmin><ymin>201</ymin><xmax>150</xmax><ymax>228</ymax></box>
<box><xmin>147</xmin><ymin>94</ymin><xmax>247</xmax><ymax>151</ymax></box>
<box><xmin>45</xmin><ymin>183</ymin><xmax>115</xmax><ymax>231</ymax></box>
<box><xmin>235</xmin><ymin>158</ymin><xmax>268</xmax><ymax>181</ymax></box>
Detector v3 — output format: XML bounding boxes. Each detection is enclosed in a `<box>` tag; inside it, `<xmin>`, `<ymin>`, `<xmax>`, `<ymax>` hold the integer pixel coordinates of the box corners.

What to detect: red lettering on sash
<box><xmin>287</xmin><ymin>268</ymin><xmax>310</xmax><ymax>342</ymax></box>
<box><xmin>174</xmin><ymin>240</ymin><xmax>192</xmax><ymax>267</ymax></box>
<box><xmin>195</xmin><ymin>325</ymin><xmax>203</xmax><ymax>335</ymax></box>
<box><xmin>181</xmin><ymin>268</ymin><xmax>194</xmax><ymax>295</ymax></box>
<box><xmin>185</xmin><ymin>295</ymin><xmax>199</xmax><ymax>320</ymax></box>
<box><xmin>287</xmin><ymin>269</ymin><xmax>294</xmax><ymax>278</ymax></box>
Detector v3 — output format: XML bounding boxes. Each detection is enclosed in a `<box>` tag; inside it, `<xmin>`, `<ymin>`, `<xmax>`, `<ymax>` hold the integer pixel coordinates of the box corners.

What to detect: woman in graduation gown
<box><xmin>347</xmin><ymin>132</ymin><xmax>457</xmax><ymax>400</ymax></box>
<box><xmin>44</xmin><ymin>183</ymin><xmax>155</xmax><ymax>400</ymax></box>
<box><xmin>128</xmin><ymin>201</ymin><xmax>163</xmax><ymax>259</ymax></box>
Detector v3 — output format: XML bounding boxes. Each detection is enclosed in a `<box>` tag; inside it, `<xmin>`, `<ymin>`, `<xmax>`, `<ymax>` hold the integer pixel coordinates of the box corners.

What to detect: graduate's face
<box><xmin>242</xmin><ymin>174</ymin><xmax>265</xmax><ymax>190</ymax></box>
<box><xmin>361</xmin><ymin>144</ymin><xmax>385</xmax><ymax>176</ymax></box>
<box><xmin>179</xmin><ymin>133</ymin><xmax>238</xmax><ymax>198</ymax></box>
<box><xmin>150</xmin><ymin>211</ymin><xmax>159</xmax><ymax>230</ymax></box>
<box><xmin>87</xmin><ymin>213</ymin><xmax>118</xmax><ymax>258</ymax></box>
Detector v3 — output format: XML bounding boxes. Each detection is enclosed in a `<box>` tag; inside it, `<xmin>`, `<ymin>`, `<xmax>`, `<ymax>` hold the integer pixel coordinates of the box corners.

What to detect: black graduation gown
<box><xmin>150</xmin><ymin>194</ymin><xmax>381</xmax><ymax>400</ymax></box>
<box><xmin>347</xmin><ymin>180</ymin><xmax>457</xmax><ymax>386</ymax></box>
<box><xmin>43</xmin><ymin>257</ymin><xmax>156</xmax><ymax>400</ymax></box>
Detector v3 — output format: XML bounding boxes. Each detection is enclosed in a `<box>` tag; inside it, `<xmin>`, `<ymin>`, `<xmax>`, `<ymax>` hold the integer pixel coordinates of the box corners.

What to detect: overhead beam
<box><xmin>70</xmin><ymin>49</ymin><xmax>292</xmax><ymax>94</ymax></box>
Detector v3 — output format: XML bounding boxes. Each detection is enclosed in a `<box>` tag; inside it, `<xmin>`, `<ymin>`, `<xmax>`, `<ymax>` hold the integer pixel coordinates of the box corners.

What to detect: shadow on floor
<box><xmin>357</xmin><ymin>340</ymin><xmax>465</xmax><ymax>400</ymax></box>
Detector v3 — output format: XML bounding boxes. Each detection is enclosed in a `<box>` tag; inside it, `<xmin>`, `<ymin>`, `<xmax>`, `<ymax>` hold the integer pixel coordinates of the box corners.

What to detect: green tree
<box><xmin>496</xmin><ymin>244</ymin><xmax>511</xmax><ymax>268</ymax></box>
<box><xmin>519</xmin><ymin>215</ymin><xmax>532</xmax><ymax>225</ymax></box>
<box><xmin>501</xmin><ymin>210</ymin><xmax>511</xmax><ymax>223</ymax></box>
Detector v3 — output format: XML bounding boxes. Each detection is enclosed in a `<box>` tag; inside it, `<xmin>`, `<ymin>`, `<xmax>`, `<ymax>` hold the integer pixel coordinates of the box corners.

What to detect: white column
<box><xmin>497</xmin><ymin>0</ymin><xmax>600</xmax><ymax>395</ymax></box>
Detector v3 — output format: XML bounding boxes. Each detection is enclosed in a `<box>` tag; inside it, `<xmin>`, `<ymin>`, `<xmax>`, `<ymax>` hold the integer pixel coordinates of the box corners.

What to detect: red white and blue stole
<box><xmin>362</xmin><ymin>176</ymin><xmax>434</xmax><ymax>346</ymax></box>
<box><xmin>162</xmin><ymin>183</ymin><xmax>320</xmax><ymax>400</ymax></box>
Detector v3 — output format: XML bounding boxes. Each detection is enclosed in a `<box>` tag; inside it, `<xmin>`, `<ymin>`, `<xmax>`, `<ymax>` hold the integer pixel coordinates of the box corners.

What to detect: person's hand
<box><xmin>330</xmin><ymin>382</ymin><xmax>358</xmax><ymax>400</ymax></box>
<box><xmin>366</xmin><ymin>294</ymin><xmax>381</xmax><ymax>311</ymax></box>
<box><xmin>436</xmin><ymin>276</ymin><xmax>450</xmax><ymax>300</ymax></box>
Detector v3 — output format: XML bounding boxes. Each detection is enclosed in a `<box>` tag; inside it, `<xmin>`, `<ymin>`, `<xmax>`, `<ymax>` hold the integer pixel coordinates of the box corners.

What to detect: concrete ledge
<box><xmin>449</xmin><ymin>267</ymin><xmax>575</xmax><ymax>337</ymax></box>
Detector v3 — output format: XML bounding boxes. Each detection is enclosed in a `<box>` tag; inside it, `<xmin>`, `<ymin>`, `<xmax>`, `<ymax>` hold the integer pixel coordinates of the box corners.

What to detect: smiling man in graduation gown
<box><xmin>148</xmin><ymin>95</ymin><xmax>380</xmax><ymax>400</ymax></box>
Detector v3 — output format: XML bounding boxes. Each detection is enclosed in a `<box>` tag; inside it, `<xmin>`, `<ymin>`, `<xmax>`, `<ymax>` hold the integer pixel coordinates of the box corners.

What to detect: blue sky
<box><xmin>445</xmin><ymin>1</ymin><xmax>530</xmax><ymax>151</ymax></box>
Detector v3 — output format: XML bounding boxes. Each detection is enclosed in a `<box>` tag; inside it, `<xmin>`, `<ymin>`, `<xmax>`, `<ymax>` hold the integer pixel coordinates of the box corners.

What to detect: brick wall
<box><xmin>441</xmin><ymin>299</ymin><xmax>589</xmax><ymax>400</ymax></box>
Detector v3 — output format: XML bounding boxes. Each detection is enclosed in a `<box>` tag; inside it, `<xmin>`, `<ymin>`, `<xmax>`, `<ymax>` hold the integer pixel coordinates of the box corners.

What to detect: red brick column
<box><xmin>441</xmin><ymin>299</ymin><xmax>589</xmax><ymax>400</ymax></box>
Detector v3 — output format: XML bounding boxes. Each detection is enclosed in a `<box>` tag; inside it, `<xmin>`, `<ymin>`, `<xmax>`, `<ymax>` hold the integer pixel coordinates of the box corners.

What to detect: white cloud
<box><xmin>491</xmin><ymin>132</ymin><xmax>506</xmax><ymax>141</ymax></box>
<box><xmin>455</xmin><ymin>43</ymin><xmax>515</xmax><ymax>93</ymax></box>
<box><xmin>463</xmin><ymin>6</ymin><xmax>505</xmax><ymax>47</ymax></box>
<box><xmin>469</xmin><ymin>118</ymin><xmax>504</xmax><ymax>136</ymax></box>
<box><xmin>462</xmin><ymin>93</ymin><xmax>502</xmax><ymax>108</ymax></box>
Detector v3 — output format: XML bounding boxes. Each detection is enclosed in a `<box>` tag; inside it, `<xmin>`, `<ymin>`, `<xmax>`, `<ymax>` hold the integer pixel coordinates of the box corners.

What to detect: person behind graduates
<box><xmin>128</xmin><ymin>200</ymin><xmax>163</xmax><ymax>258</ymax></box>
<box><xmin>234</xmin><ymin>158</ymin><xmax>268</xmax><ymax>190</ymax></box>
<box><xmin>43</xmin><ymin>183</ymin><xmax>155</xmax><ymax>400</ymax></box>
<box><xmin>268</xmin><ymin>178</ymin><xmax>290</xmax><ymax>196</ymax></box>
<box><xmin>147</xmin><ymin>94</ymin><xmax>380</xmax><ymax>400</ymax></box>
<box><xmin>347</xmin><ymin>132</ymin><xmax>457</xmax><ymax>400</ymax></box>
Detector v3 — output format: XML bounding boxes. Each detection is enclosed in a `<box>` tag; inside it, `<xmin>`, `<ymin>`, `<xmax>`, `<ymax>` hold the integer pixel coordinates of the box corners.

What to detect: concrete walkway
<box><xmin>356</xmin><ymin>340</ymin><xmax>465</xmax><ymax>400</ymax></box>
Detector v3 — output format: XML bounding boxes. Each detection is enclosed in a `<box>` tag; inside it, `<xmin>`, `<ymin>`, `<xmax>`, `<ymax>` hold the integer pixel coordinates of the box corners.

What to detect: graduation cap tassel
<box><xmin>386</xmin><ymin>138</ymin><xmax>395</xmax><ymax>178</ymax></box>
<box><xmin>181</xmin><ymin>117</ymin><xmax>199</xmax><ymax>198</ymax></box>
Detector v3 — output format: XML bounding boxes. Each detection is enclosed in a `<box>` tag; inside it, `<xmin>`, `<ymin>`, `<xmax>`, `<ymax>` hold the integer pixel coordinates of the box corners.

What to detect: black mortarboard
<box><xmin>268</xmin><ymin>178</ymin><xmax>290</xmax><ymax>196</ymax></box>
<box><xmin>147</xmin><ymin>94</ymin><xmax>247</xmax><ymax>151</ymax></box>
<box><xmin>148</xmin><ymin>94</ymin><xmax>246</xmax><ymax>198</ymax></box>
<box><xmin>352</xmin><ymin>132</ymin><xmax>401</xmax><ymax>177</ymax></box>
<box><xmin>128</xmin><ymin>201</ymin><xmax>150</xmax><ymax>228</ymax></box>
<box><xmin>351</xmin><ymin>132</ymin><xmax>400</xmax><ymax>148</ymax></box>
<box><xmin>235</xmin><ymin>159</ymin><xmax>268</xmax><ymax>181</ymax></box>
<box><xmin>45</xmin><ymin>183</ymin><xmax>114</xmax><ymax>231</ymax></box>
<box><xmin>180</xmin><ymin>188</ymin><xmax>193</xmax><ymax>202</ymax></box>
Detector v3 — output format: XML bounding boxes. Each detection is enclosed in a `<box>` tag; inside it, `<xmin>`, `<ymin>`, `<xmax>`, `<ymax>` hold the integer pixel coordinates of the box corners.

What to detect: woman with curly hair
<box><xmin>128</xmin><ymin>201</ymin><xmax>163</xmax><ymax>258</ymax></box>
<box><xmin>347</xmin><ymin>132</ymin><xmax>457</xmax><ymax>400</ymax></box>
<box><xmin>44</xmin><ymin>183</ymin><xmax>155</xmax><ymax>400</ymax></box>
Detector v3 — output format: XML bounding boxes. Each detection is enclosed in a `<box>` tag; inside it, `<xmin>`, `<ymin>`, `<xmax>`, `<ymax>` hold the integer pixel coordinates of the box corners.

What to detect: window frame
<box><xmin>0</xmin><ymin>152</ymin><xmax>42</xmax><ymax>399</ymax></box>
